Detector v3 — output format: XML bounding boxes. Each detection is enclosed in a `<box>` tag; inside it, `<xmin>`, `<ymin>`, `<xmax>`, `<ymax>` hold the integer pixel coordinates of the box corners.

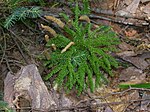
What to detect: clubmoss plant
<box><xmin>43</xmin><ymin>1</ymin><xmax>120</xmax><ymax>94</ymax></box>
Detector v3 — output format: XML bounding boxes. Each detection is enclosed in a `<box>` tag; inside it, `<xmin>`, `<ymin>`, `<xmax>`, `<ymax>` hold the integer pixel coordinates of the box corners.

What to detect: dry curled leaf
<box><xmin>136</xmin><ymin>43</ymin><xmax>150</xmax><ymax>51</ymax></box>
<box><xmin>95</xmin><ymin>86</ymin><xmax>128</xmax><ymax>112</ymax></box>
<box><xmin>45</xmin><ymin>16</ymin><xmax>65</xmax><ymax>28</ymax></box>
<box><xmin>41</xmin><ymin>24</ymin><xmax>57</xmax><ymax>37</ymax></box>
<box><xmin>124</xmin><ymin>30</ymin><xmax>137</xmax><ymax>37</ymax></box>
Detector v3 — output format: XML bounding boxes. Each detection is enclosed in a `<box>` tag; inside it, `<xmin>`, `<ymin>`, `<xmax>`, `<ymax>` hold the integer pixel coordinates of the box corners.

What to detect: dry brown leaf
<box><xmin>95</xmin><ymin>86</ymin><xmax>128</xmax><ymax>112</ymax></box>
<box><xmin>116</xmin><ymin>51</ymin><xmax>136</xmax><ymax>57</ymax></box>
<box><xmin>118</xmin><ymin>42</ymin><xmax>134</xmax><ymax>51</ymax></box>
<box><xmin>119</xmin><ymin>80</ymin><xmax>145</xmax><ymax>86</ymax></box>
<box><xmin>122</xmin><ymin>56</ymin><xmax>149</xmax><ymax>70</ymax></box>
<box><xmin>124</xmin><ymin>30</ymin><xmax>137</xmax><ymax>37</ymax></box>
<box><xmin>45</xmin><ymin>16</ymin><xmax>65</xmax><ymax>28</ymax></box>
<box><xmin>41</xmin><ymin>24</ymin><xmax>57</xmax><ymax>37</ymax></box>
<box><xmin>136</xmin><ymin>43</ymin><xmax>150</xmax><ymax>51</ymax></box>
<box><xmin>119</xmin><ymin>67</ymin><xmax>146</xmax><ymax>82</ymax></box>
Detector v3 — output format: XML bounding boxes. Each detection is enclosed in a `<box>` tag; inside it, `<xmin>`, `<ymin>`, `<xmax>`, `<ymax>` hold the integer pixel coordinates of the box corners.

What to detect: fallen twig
<box><xmin>8</xmin><ymin>29</ymin><xmax>29</xmax><ymax>64</ymax></box>
<box><xmin>0</xmin><ymin>35</ymin><xmax>6</xmax><ymax>64</ymax></box>
<box><xmin>89</xmin><ymin>14</ymin><xmax>149</xmax><ymax>26</ymax></box>
<box><xmin>55</xmin><ymin>1</ymin><xmax>149</xmax><ymax>26</ymax></box>
<box><xmin>75</xmin><ymin>87</ymin><xmax>150</xmax><ymax>107</ymax></box>
<box><xmin>1</xmin><ymin>98</ymin><xmax>150</xmax><ymax>112</ymax></box>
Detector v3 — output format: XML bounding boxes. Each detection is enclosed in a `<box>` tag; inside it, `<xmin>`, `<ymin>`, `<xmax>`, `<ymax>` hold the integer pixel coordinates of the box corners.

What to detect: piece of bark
<box><xmin>119</xmin><ymin>67</ymin><xmax>146</xmax><ymax>82</ymax></box>
<box><xmin>116</xmin><ymin>0</ymin><xmax>140</xmax><ymax>16</ymax></box>
<box><xmin>4</xmin><ymin>64</ymin><xmax>57</xmax><ymax>112</ymax></box>
<box><xmin>122</xmin><ymin>56</ymin><xmax>149</xmax><ymax>70</ymax></box>
<box><xmin>126</xmin><ymin>0</ymin><xmax>141</xmax><ymax>14</ymax></box>
<box><xmin>117</xmin><ymin>52</ymin><xmax>150</xmax><ymax>70</ymax></box>
<box><xmin>141</xmin><ymin>0</ymin><xmax>150</xmax><ymax>3</ymax></box>
<box><xmin>4</xmin><ymin>72</ymin><xmax>16</xmax><ymax>109</ymax></box>
<box><xmin>140</xmin><ymin>92</ymin><xmax>150</xmax><ymax>111</ymax></box>
<box><xmin>104</xmin><ymin>106</ymin><xmax>114</xmax><ymax>112</ymax></box>
<box><xmin>141</xmin><ymin>2</ymin><xmax>150</xmax><ymax>20</ymax></box>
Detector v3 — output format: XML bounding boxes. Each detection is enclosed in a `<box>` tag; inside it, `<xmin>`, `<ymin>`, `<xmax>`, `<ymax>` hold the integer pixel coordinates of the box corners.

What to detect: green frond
<box><xmin>44</xmin><ymin>59</ymin><xmax>58</xmax><ymax>69</ymax></box>
<box><xmin>8</xmin><ymin>0</ymin><xmax>25</xmax><ymax>7</ymax></box>
<box><xmin>44</xmin><ymin>64</ymin><xmax>63</xmax><ymax>80</ymax></box>
<box><xmin>67</xmin><ymin>61</ymin><xmax>75</xmax><ymax>90</ymax></box>
<box><xmin>64</xmin><ymin>26</ymin><xmax>76</xmax><ymax>38</ymax></box>
<box><xmin>99</xmin><ymin>58</ymin><xmax>112</xmax><ymax>75</ymax></box>
<box><xmin>59</xmin><ymin>13</ymin><xmax>70</xmax><ymax>22</ymax></box>
<box><xmin>4</xmin><ymin>7</ymin><xmax>42</xmax><ymax>29</ymax></box>
<box><xmin>73</xmin><ymin>3</ymin><xmax>80</xmax><ymax>27</ymax></box>
<box><xmin>0</xmin><ymin>100</ymin><xmax>14</xmax><ymax>112</ymax></box>
<box><xmin>76</xmin><ymin>63</ymin><xmax>86</xmax><ymax>94</ymax></box>
<box><xmin>28</xmin><ymin>0</ymin><xmax>43</xmax><ymax>2</ymax></box>
<box><xmin>26</xmin><ymin>7</ymin><xmax>42</xmax><ymax>18</ymax></box>
<box><xmin>85</xmin><ymin>64</ymin><xmax>94</xmax><ymax>92</ymax></box>
<box><xmin>108</xmin><ymin>56</ymin><xmax>119</xmax><ymax>68</ymax></box>
<box><xmin>8</xmin><ymin>0</ymin><xmax>45</xmax><ymax>7</ymax></box>
<box><xmin>103</xmin><ymin>57</ymin><xmax>111</xmax><ymax>70</ymax></box>
<box><xmin>71</xmin><ymin>50</ymin><xmax>88</xmax><ymax>66</ymax></box>
<box><xmin>4</xmin><ymin>14</ymin><xmax>18</xmax><ymax>29</ymax></box>
<box><xmin>55</xmin><ymin>65</ymin><xmax>69</xmax><ymax>86</ymax></box>
<box><xmin>0</xmin><ymin>101</ymin><xmax>8</xmax><ymax>107</ymax></box>
<box><xmin>15</xmin><ymin>7</ymin><xmax>29</xmax><ymax>20</ymax></box>
<box><xmin>81</xmin><ymin>0</ymin><xmax>90</xmax><ymax>15</ymax></box>
<box><xmin>94</xmin><ymin>62</ymin><xmax>102</xmax><ymax>87</ymax></box>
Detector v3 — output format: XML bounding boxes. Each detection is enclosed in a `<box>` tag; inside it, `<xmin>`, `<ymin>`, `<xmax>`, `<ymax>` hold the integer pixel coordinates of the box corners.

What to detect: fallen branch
<box><xmin>1</xmin><ymin>98</ymin><xmax>150</xmax><ymax>112</ymax></box>
<box><xmin>89</xmin><ymin>14</ymin><xmax>149</xmax><ymax>26</ymax></box>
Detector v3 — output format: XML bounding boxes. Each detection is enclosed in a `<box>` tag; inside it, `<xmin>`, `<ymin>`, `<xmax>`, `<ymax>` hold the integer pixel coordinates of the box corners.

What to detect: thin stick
<box><xmin>8</xmin><ymin>29</ymin><xmax>29</xmax><ymax>64</ymax></box>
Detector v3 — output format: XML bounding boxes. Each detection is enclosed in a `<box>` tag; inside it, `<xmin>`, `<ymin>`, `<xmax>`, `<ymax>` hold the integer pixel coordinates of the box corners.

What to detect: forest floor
<box><xmin>0</xmin><ymin>0</ymin><xmax>150</xmax><ymax>112</ymax></box>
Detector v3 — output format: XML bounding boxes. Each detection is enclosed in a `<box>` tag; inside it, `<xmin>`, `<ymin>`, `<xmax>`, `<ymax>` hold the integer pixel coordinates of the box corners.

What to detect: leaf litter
<box><xmin>0</xmin><ymin>0</ymin><xmax>150</xmax><ymax>112</ymax></box>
